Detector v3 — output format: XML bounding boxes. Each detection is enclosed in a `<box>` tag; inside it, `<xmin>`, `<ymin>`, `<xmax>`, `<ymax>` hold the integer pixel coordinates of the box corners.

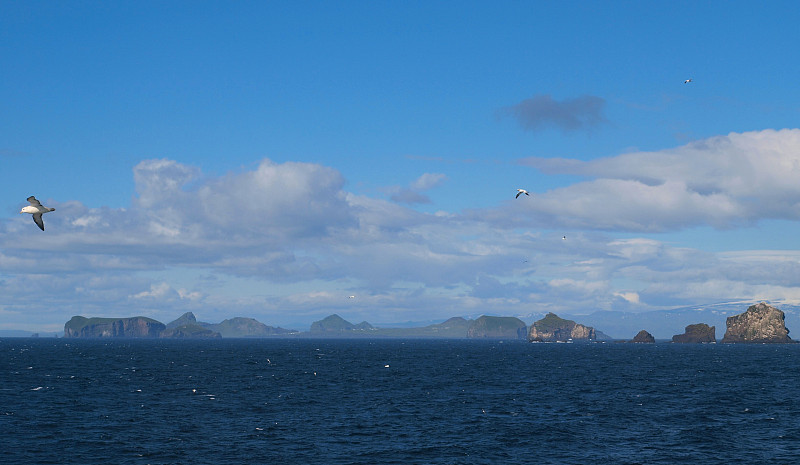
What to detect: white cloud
<box><xmin>516</xmin><ymin>129</ymin><xmax>800</xmax><ymax>231</ymax></box>
<box><xmin>131</xmin><ymin>282</ymin><xmax>175</xmax><ymax>300</ymax></box>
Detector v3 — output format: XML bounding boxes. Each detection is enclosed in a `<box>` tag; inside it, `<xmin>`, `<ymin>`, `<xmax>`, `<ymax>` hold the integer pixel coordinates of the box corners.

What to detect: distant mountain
<box><xmin>309</xmin><ymin>314</ymin><xmax>376</xmax><ymax>333</ymax></box>
<box><xmin>349</xmin><ymin>317</ymin><xmax>473</xmax><ymax>338</ymax></box>
<box><xmin>467</xmin><ymin>315</ymin><xmax>527</xmax><ymax>339</ymax></box>
<box><xmin>207</xmin><ymin>317</ymin><xmax>298</xmax><ymax>338</ymax></box>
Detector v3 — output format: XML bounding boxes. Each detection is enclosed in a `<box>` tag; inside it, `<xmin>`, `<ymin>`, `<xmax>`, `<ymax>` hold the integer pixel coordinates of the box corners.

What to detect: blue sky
<box><xmin>3</xmin><ymin>1</ymin><xmax>800</xmax><ymax>332</ymax></box>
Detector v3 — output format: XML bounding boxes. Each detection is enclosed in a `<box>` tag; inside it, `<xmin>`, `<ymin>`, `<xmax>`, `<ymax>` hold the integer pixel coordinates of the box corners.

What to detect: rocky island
<box><xmin>529</xmin><ymin>313</ymin><xmax>595</xmax><ymax>342</ymax></box>
<box><xmin>672</xmin><ymin>323</ymin><xmax>716</xmax><ymax>343</ymax></box>
<box><xmin>629</xmin><ymin>330</ymin><xmax>655</xmax><ymax>343</ymax></box>
<box><xmin>721</xmin><ymin>302</ymin><xmax>794</xmax><ymax>343</ymax></box>
<box><xmin>64</xmin><ymin>312</ymin><xmax>295</xmax><ymax>338</ymax></box>
<box><xmin>65</xmin><ymin>316</ymin><xmax>165</xmax><ymax>338</ymax></box>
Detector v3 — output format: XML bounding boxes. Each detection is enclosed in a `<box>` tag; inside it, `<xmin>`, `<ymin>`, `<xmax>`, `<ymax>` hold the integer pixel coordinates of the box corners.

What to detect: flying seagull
<box><xmin>20</xmin><ymin>196</ymin><xmax>55</xmax><ymax>231</ymax></box>
<box><xmin>684</xmin><ymin>79</ymin><xmax>693</xmax><ymax>84</ymax></box>
<box><xmin>515</xmin><ymin>189</ymin><xmax>530</xmax><ymax>199</ymax></box>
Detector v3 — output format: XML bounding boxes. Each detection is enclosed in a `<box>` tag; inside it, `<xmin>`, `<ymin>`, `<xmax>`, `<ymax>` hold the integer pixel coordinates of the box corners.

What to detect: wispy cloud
<box><xmin>388</xmin><ymin>173</ymin><xmax>447</xmax><ymax>204</ymax></box>
<box><xmin>500</xmin><ymin>94</ymin><xmax>607</xmax><ymax>133</ymax></box>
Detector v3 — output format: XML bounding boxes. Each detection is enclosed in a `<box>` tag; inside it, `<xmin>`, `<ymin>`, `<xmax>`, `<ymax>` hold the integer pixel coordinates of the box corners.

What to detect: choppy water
<box><xmin>2</xmin><ymin>338</ymin><xmax>800</xmax><ymax>464</ymax></box>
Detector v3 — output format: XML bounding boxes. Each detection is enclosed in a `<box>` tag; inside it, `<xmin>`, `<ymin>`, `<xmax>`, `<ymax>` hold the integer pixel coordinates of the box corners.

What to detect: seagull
<box><xmin>684</xmin><ymin>79</ymin><xmax>693</xmax><ymax>84</ymax></box>
<box><xmin>515</xmin><ymin>189</ymin><xmax>529</xmax><ymax>199</ymax></box>
<box><xmin>20</xmin><ymin>196</ymin><xmax>55</xmax><ymax>231</ymax></box>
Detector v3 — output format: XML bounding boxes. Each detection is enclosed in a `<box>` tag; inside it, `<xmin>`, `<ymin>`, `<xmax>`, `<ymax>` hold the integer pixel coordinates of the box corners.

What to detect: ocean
<box><xmin>2</xmin><ymin>338</ymin><xmax>799</xmax><ymax>464</ymax></box>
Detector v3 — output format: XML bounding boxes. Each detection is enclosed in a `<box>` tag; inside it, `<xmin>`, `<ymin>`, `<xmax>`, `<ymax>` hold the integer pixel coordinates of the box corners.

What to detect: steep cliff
<box><xmin>721</xmin><ymin>302</ymin><xmax>793</xmax><ymax>343</ymax></box>
<box><xmin>529</xmin><ymin>313</ymin><xmax>596</xmax><ymax>342</ymax></box>
<box><xmin>64</xmin><ymin>316</ymin><xmax>165</xmax><ymax>338</ymax></box>
<box><xmin>672</xmin><ymin>323</ymin><xmax>716</xmax><ymax>343</ymax></box>
<box><xmin>466</xmin><ymin>315</ymin><xmax>527</xmax><ymax>339</ymax></box>
<box><xmin>166</xmin><ymin>312</ymin><xmax>201</xmax><ymax>329</ymax></box>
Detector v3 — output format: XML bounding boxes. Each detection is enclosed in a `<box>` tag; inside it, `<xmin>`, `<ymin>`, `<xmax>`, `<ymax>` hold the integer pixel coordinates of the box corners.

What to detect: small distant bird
<box><xmin>515</xmin><ymin>189</ymin><xmax>529</xmax><ymax>199</ymax></box>
<box><xmin>562</xmin><ymin>236</ymin><xmax>567</xmax><ymax>240</ymax></box>
<box><xmin>348</xmin><ymin>295</ymin><xmax>355</xmax><ymax>299</ymax></box>
<box><xmin>684</xmin><ymin>79</ymin><xmax>693</xmax><ymax>84</ymax></box>
<box><xmin>20</xmin><ymin>196</ymin><xmax>55</xmax><ymax>231</ymax></box>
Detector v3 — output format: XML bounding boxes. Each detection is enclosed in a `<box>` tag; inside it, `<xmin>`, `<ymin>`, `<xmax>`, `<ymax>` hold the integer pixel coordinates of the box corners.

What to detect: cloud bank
<box><xmin>2</xmin><ymin>129</ymin><xmax>800</xmax><ymax>332</ymax></box>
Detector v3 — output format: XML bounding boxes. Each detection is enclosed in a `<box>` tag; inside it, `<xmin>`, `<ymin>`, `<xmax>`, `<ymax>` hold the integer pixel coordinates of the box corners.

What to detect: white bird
<box><xmin>515</xmin><ymin>189</ymin><xmax>529</xmax><ymax>199</ymax></box>
<box><xmin>348</xmin><ymin>295</ymin><xmax>355</xmax><ymax>299</ymax></box>
<box><xmin>20</xmin><ymin>196</ymin><xmax>55</xmax><ymax>231</ymax></box>
<box><xmin>684</xmin><ymin>79</ymin><xmax>693</xmax><ymax>84</ymax></box>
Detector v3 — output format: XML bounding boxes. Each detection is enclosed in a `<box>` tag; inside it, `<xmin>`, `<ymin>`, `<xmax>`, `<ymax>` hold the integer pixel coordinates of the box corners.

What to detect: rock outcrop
<box><xmin>721</xmin><ymin>302</ymin><xmax>793</xmax><ymax>343</ymax></box>
<box><xmin>529</xmin><ymin>313</ymin><xmax>595</xmax><ymax>342</ymax></box>
<box><xmin>672</xmin><ymin>323</ymin><xmax>716</xmax><ymax>343</ymax></box>
<box><xmin>166</xmin><ymin>312</ymin><xmax>203</xmax><ymax>329</ymax></box>
<box><xmin>64</xmin><ymin>316</ymin><xmax>165</xmax><ymax>338</ymax></box>
<box><xmin>630</xmin><ymin>330</ymin><xmax>655</xmax><ymax>343</ymax></box>
<box><xmin>466</xmin><ymin>316</ymin><xmax>527</xmax><ymax>339</ymax></box>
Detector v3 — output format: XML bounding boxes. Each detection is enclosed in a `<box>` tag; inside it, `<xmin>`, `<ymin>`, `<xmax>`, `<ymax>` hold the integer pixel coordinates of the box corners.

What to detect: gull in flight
<box><xmin>515</xmin><ymin>189</ymin><xmax>530</xmax><ymax>199</ymax></box>
<box><xmin>684</xmin><ymin>79</ymin><xmax>693</xmax><ymax>84</ymax></box>
<box><xmin>20</xmin><ymin>196</ymin><xmax>55</xmax><ymax>231</ymax></box>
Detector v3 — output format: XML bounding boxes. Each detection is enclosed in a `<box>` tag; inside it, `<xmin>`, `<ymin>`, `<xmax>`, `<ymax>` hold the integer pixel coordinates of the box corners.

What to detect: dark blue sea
<box><xmin>2</xmin><ymin>338</ymin><xmax>800</xmax><ymax>464</ymax></box>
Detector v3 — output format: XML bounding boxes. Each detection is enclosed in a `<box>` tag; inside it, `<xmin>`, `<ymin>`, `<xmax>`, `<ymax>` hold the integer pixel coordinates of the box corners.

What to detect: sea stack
<box><xmin>630</xmin><ymin>330</ymin><xmax>655</xmax><ymax>343</ymax></box>
<box><xmin>672</xmin><ymin>323</ymin><xmax>716</xmax><ymax>343</ymax></box>
<box><xmin>721</xmin><ymin>302</ymin><xmax>793</xmax><ymax>343</ymax></box>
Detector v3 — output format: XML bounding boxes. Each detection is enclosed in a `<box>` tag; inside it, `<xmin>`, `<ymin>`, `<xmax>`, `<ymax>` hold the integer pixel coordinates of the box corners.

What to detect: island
<box><xmin>64</xmin><ymin>312</ymin><xmax>295</xmax><ymax>339</ymax></box>
<box><xmin>64</xmin><ymin>316</ymin><xmax>165</xmax><ymax>338</ymax></box>
<box><xmin>528</xmin><ymin>313</ymin><xmax>596</xmax><ymax>342</ymax></box>
<box><xmin>466</xmin><ymin>315</ymin><xmax>527</xmax><ymax>339</ymax></box>
<box><xmin>629</xmin><ymin>330</ymin><xmax>655</xmax><ymax>343</ymax></box>
<box><xmin>672</xmin><ymin>323</ymin><xmax>716</xmax><ymax>343</ymax></box>
<box><xmin>721</xmin><ymin>302</ymin><xmax>794</xmax><ymax>343</ymax></box>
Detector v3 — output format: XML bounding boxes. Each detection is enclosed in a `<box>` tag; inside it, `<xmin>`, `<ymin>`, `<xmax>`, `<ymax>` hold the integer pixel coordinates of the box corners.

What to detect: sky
<box><xmin>3</xmin><ymin>0</ymin><xmax>800</xmax><ymax>333</ymax></box>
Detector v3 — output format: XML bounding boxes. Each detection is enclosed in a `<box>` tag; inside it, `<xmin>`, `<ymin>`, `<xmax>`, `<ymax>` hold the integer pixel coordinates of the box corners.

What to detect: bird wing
<box><xmin>516</xmin><ymin>192</ymin><xmax>521</xmax><ymax>198</ymax></box>
<box><xmin>32</xmin><ymin>213</ymin><xmax>45</xmax><ymax>231</ymax></box>
<box><xmin>27</xmin><ymin>196</ymin><xmax>43</xmax><ymax>207</ymax></box>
